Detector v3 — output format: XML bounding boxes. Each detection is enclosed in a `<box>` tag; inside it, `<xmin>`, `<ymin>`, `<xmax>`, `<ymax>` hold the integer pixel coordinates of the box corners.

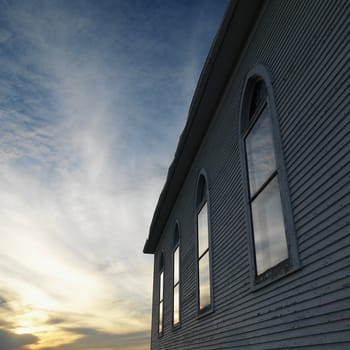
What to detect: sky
<box><xmin>0</xmin><ymin>1</ymin><xmax>228</xmax><ymax>349</ymax></box>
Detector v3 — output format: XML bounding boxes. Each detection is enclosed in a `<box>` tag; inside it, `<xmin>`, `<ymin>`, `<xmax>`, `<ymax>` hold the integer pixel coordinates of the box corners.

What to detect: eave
<box><xmin>144</xmin><ymin>0</ymin><xmax>265</xmax><ymax>254</ymax></box>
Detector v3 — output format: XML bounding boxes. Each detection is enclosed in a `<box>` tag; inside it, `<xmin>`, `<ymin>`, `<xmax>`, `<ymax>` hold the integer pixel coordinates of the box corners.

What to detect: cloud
<box><xmin>0</xmin><ymin>288</ymin><xmax>21</xmax><ymax>318</ymax></box>
<box><xmin>0</xmin><ymin>328</ymin><xmax>38</xmax><ymax>350</ymax></box>
<box><xmin>46</xmin><ymin>317</ymin><xmax>66</xmax><ymax>326</ymax></box>
<box><xmin>0</xmin><ymin>0</ymin><xmax>228</xmax><ymax>349</ymax></box>
<box><xmin>0</xmin><ymin>0</ymin><xmax>165</xmax><ymax>345</ymax></box>
<box><xmin>44</xmin><ymin>328</ymin><xmax>150</xmax><ymax>350</ymax></box>
<box><xmin>0</xmin><ymin>28</ymin><xmax>12</xmax><ymax>42</ymax></box>
<box><xmin>0</xmin><ymin>296</ymin><xmax>10</xmax><ymax>311</ymax></box>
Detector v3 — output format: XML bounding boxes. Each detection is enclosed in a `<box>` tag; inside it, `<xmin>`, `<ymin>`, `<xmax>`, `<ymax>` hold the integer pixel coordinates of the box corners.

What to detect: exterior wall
<box><xmin>150</xmin><ymin>1</ymin><xmax>350</xmax><ymax>349</ymax></box>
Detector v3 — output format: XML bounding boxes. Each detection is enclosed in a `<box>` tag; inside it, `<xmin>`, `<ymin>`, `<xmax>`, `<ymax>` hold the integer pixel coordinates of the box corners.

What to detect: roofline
<box><xmin>144</xmin><ymin>0</ymin><xmax>265</xmax><ymax>254</ymax></box>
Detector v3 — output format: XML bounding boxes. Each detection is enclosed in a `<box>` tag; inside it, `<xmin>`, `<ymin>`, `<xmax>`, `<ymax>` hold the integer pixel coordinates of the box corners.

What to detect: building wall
<box><xmin>150</xmin><ymin>0</ymin><xmax>350</xmax><ymax>349</ymax></box>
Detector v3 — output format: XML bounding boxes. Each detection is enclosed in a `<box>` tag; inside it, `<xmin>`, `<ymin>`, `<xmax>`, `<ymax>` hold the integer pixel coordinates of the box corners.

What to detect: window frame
<box><xmin>195</xmin><ymin>171</ymin><xmax>214</xmax><ymax>316</ymax></box>
<box><xmin>172</xmin><ymin>222</ymin><xmax>181</xmax><ymax>329</ymax></box>
<box><xmin>239</xmin><ymin>65</ymin><xmax>300</xmax><ymax>289</ymax></box>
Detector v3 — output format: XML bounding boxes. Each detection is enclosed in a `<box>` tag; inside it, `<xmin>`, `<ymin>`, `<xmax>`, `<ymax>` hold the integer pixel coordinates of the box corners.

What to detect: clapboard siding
<box><xmin>150</xmin><ymin>0</ymin><xmax>350</xmax><ymax>348</ymax></box>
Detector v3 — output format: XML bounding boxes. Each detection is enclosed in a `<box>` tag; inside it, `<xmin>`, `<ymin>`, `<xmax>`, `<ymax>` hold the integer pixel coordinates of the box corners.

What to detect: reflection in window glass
<box><xmin>199</xmin><ymin>251</ymin><xmax>211</xmax><ymax>310</ymax></box>
<box><xmin>173</xmin><ymin>284</ymin><xmax>179</xmax><ymax>325</ymax></box>
<box><xmin>173</xmin><ymin>245</ymin><xmax>180</xmax><ymax>326</ymax></box>
<box><xmin>159</xmin><ymin>271</ymin><xmax>163</xmax><ymax>301</ymax></box>
<box><xmin>249</xmin><ymin>79</ymin><xmax>267</xmax><ymax>119</ymax></box>
<box><xmin>196</xmin><ymin>177</ymin><xmax>212</xmax><ymax>313</ymax></box>
<box><xmin>244</xmin><ymin>82</ymin><xmax>289</xmax><ymax>278</ymax></box>
<box><xmin>159</xmin><ymin>271</ymin><xmax>163</xmax><ymax>334</ymax></box>
<box><xmin>198</xmin><ymin>202</ymin><xmax>209</xmax><ymax>257</ymax></box>
<box><xmin>159</xmin><ymin>301</ymin><xmax>163</xmax><ymax>334</ymax></box>
<box><xmin>174</xmin><ymin>247</ymin><xmax>179</xmax><ymax>285</ymax></box>
<box><xmin>246</xmin><ymin>107</ymin><xmax>277</xmax><ymax>197</ymax></box>
<box><xmin>251</xmin><ymin>177</ymin><xmax>288</xmax><ymax>275</ymax></box>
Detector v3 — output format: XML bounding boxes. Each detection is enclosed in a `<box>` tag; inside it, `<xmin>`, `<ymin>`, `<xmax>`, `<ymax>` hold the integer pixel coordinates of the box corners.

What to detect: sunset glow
<box><xmin>16</xmin><ymin>320</ymin><xmax>38</xmax><ymax>335</ymax></box>
<box><xmin>0</xmin><ymin>0</ymin><xmax>228</xmax><ymax>349</ymax></box>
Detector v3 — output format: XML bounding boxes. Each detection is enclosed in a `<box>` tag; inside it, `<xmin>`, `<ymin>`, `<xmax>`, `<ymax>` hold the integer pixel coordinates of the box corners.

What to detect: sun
<box><xmin>15</xmin><ymin>320</ymin><xmax>40</xmax><ymax>335</ymax></box>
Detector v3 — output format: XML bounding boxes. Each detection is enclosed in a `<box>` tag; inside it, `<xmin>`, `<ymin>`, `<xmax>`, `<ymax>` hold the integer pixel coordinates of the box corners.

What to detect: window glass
<box><xmin>173</xmin><ymin>247</ymin><xmax>179</xmax><ymax>285</ymax></box>
<box><xmin>199</xmin><ymin>252</ymin><xmax>211</xmax><ymax>310</ymax></box>
<box><xmin>174</xmin><ymin>227</ymin><xmax>180</xmax><ymax>246</ymax></box>
<box><xmin>197</xmin><ymin>176</ymin><xmax>206</xmax><ymax>206</ymax></box>
<box><xmin>173</xmin><ymin>244</ymin><xmax>180</xmax><ymax>326</ymax></box>
<box><xmin>159</xmin><ymin>271</ymin><xmax>163</xmax><ymax>301</ymax></box>
<box><xmin>251</xmin><ymin>174</ymin><xmax>288</xmax><ymax>275</ymax></box>
<box><xmin>246</xmin><ymin>107</ymin><xmax>277</xmax><ymax>197</ymax></box>
<box><xmin>196</xmin><ymin>175</ymin><xmax>212</xmax><ymax>313</ymax></box>
<box><xmin>242</xmin><ymin>77</ymin><xmax>297</xmax><ymax>280</ymax></box>
<box><xmin>197</xmin><ymin>202</ymin><xmax>209</xmax><ymax>257</ymax></box>
<box><xmin>173</xmin><ymin>284</ymin><xmax>179</xmax><ymax>325</ymax></box>
<box><xmin>249</xmin><ymin>79</ymin><xmax>267</xmax><ymax>119</ymax></box>
<box><xmin>158</xmin><ymin>270</ymin><xmax>163</xmax><ymax>334</ymax></box>
<box><xmin>159</xmin><ymin>301</ymin><xmax>163</xmax><ymax>334</ymax></box>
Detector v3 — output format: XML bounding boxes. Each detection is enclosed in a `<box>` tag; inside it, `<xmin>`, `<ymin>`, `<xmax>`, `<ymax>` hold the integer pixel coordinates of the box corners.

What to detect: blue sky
<box><xmin>0</xmin><ymin>1</ymin><xmax>228</xmax><ymax>349</ymax></box>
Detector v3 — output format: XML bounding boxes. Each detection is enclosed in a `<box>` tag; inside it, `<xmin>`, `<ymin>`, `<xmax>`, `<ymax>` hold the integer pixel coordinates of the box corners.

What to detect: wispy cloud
<box><xmin>0</xmin><ymin>0</ymin><xmax>228</xmax><ymax>348</ymax></box>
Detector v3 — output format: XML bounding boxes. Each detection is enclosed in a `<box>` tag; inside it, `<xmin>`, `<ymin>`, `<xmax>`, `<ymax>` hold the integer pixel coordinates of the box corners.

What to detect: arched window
<box><xmin>172</xmin><ymin>224</ymin><xmax>180</xmax><ymax>327</ymax></box>
<box><xmin>196</xmin><ymin>173</ymin><xmax>212</xmax><ymax>313</ymax></box>
<box><xmin>241</xmin><ymin>71</ymin><xmax>299</xmax><ymax>283</ymax></box>
<box><xmin>158</xmin><ymin>253</ymin><xmax>164</xmax><ymax>335</ymax></box>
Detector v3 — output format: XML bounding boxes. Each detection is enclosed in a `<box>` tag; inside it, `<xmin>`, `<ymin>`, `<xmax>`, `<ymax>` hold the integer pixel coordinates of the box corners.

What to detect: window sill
<box><xmin>197</xmin><ymin>305</ymin><xmax>214</xmax><ymax>319</ymax></box>
<box><xmin>158</xmin><ymin>331</ymin><xmax>164</xmax><ymax>339</ymax></box>
<box><xmin>251</xmin><ymin>260</ymin><xmax>301</xmax><ymax>292</ymax></box>
<box><xmin>172</xmin><ymin>323</ymin><xmax>181</xmax><ymax>332</ymax></box>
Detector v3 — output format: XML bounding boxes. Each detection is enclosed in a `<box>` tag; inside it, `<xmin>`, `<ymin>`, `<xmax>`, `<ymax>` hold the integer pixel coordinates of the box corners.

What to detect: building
<box><xmin>143</xmin><ymin>0</ymin><xmax>350</xmax><ymax>349</ymax></box>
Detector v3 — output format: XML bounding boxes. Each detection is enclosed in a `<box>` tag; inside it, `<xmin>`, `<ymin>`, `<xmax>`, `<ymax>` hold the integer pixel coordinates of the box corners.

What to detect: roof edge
<box><xmin>144</xmin><ymin>0</ymin><xmax>265</xmax><ymax>254</ymax></box>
